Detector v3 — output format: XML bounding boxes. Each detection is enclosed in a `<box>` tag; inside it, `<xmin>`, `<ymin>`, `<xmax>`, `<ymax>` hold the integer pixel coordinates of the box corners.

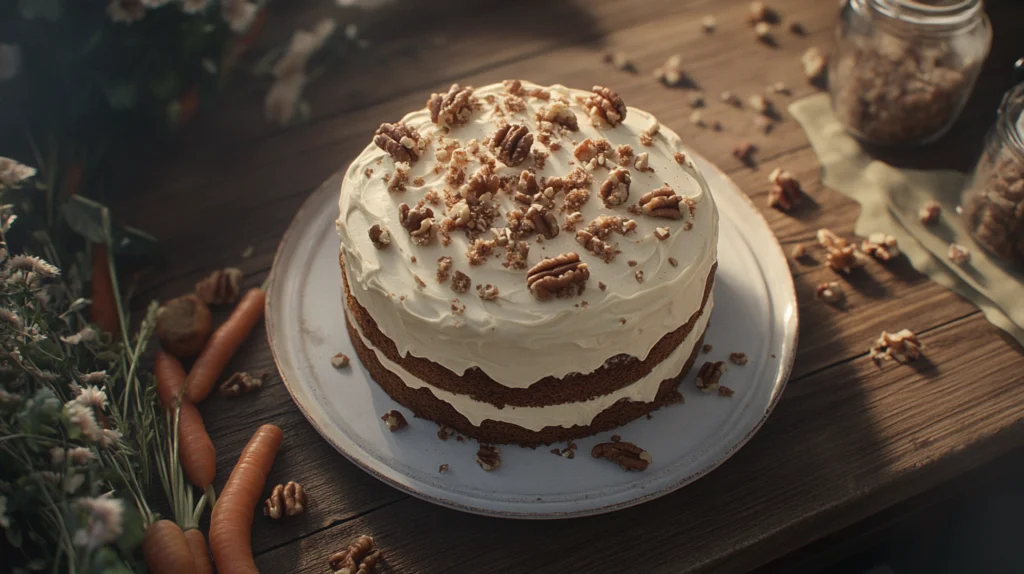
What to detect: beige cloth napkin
<box><xmin>790</xmin><ymin>93</ymin><xmax>1024</xmax><ymax>345</ymax></box>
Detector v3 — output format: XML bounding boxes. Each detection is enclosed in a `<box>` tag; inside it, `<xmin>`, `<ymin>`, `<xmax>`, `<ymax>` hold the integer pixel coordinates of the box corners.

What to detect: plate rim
<box><xmin>265</xmin><ymin>149</ymin><xmax>799</xmax><ymax>519</ymax></box>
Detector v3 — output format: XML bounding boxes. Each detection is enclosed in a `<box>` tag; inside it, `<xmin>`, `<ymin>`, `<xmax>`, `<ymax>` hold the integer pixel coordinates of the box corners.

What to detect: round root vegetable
<box><xmin>142</xmin><ymin>519</ymin><xmax>196</xmax><ymax>574</ymax></box>
<box><xmin>210</xmin><ymin>424</ymin><xmax>283</xmax><ymax>574</ymax></box>
<box><xmin>186</xmin><ymin>287</ymin><xmax>266</xmax><ymax>404</ymax></box>
<box><xmin>155</xmin><ymin>351</ymin><xmax>216</xmax><ymax>491</ymax></box>
<box><xmin>157</xmin><ymin>294</ymin><xmax>213</xmax><ymax>358</ymax></box>
<box><xmin>184</xmin><ymin>528</ymin><xmax>214</xmax><ymax>574</ymax></box>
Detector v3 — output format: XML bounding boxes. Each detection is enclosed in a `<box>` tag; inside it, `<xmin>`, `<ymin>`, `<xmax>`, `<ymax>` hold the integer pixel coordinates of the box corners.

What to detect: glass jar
<box><xmin>830</xmin><ymin>0</ymin><xmax>992</xmax><ymax>147</ymax></box>
<box><xmin>962</xmin><ymin>83</ymin><xmax>1024</xmax><ymax>268</ymax></box>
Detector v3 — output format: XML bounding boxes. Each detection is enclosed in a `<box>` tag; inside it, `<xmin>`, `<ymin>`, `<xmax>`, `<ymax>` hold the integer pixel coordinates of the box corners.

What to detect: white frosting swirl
<box><xmin>338</xmin><ymin>81</ymin><xmax>718</xmax><ymax>388</ymax></box>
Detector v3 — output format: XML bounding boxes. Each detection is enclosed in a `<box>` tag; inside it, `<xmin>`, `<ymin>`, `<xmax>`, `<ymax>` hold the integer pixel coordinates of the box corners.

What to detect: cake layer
<box><xmin>337</xmin><ymin>81</ymin><xmax>719</xmax><ymax>389</ymax></box>
<box><xmin>347</xmin><ymin>294</ymin><xmax>711</xmax><ymax>432</ymax></box>
<box><xmin>346</xmin><ymin>316</ymin><xmax>705</xmax><ymax>446</ymax></box>
<box><xmin>343</xmin><ymin>255</ymin><xmax>716</xmax><ymax>408</ymax></box>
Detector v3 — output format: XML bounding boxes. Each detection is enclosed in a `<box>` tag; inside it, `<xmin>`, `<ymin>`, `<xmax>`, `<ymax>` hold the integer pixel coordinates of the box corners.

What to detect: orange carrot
<box><xmin>142</xmin><ymin>520</ymin><xmax>197</xmax><ymax>574</ymax></box>
<box><xmin>89</xmin><ymin>243</ymin><xmax>119</xmax><ymax>335</ymax></box>
<box><xmin>184</xmin><ymin>528</ymin><xmax>214</xmax><ymax>574</ymax></box>
<box><xmin>186</xmin><ymin>288</ymin><xmax>265</xmax><ymax>404</ymax></box>
<box><xmin>155</xmin><ymin>350</ymin><xmax>216</xmax><ymax>490</ymax></box>
<box><xmin>209</xmin><ymin>424</ymin><xmax>283</xmax><ymax>574</ymax></box>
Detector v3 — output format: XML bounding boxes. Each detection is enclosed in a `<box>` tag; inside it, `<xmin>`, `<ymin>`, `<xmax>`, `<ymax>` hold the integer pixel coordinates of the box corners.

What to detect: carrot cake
<box><xmin>337</xmin><ymin>80</ymin><xmax>718</xmax><ymax>445</ymax></box>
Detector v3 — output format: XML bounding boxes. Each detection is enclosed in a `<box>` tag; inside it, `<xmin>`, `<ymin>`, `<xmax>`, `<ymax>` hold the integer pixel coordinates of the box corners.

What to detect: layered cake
<box><xmin>337</xmin><ymin>80</ymin><xmax>718</xmax><ymax>445</ymax></box>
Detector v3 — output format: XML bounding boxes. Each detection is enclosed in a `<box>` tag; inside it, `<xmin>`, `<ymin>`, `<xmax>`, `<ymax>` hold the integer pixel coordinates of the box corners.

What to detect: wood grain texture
<box><xmin>118</xmin><ymin>0</ymin><xmax>1024</xmax><ymax>572</ymax></box>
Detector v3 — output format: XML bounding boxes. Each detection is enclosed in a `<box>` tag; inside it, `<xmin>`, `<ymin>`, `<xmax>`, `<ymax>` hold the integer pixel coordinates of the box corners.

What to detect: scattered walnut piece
<box><xmin>702</xmin><ymin>344</ymin><xmax>713</xmax><ymax>354</ymax></box>
<box><xmin>475</xmin><ymin>445</ymin><xmax>501</xmax><ymax>471</ymax></box>
<box><xmin>476</xmin><ymin>284</ymin><xmax>499</xmax><ymax>301</ymax></box>
<box><xmin>599</xmin><ymin>168</ymin><xmax>631</xmax><ymax>207</ymax></box>
<box><xmin>768</xmin><ymin>82</ymin><xmax>790</xmax><ymax>95</ymax></box>
<box><xmin>438</xmin><ymin>463</ymin><xmax>449</xmax><ymax>473</ymax></box>
<box><xmin>689</xmin><ymin>110</ymin><xmax>706</xmax><ymax>128</ymax></box>
<box><xmin>381</xmin><ymin>410</ymin><xmax>408</xmax><ymax>431</ymax></box>
<box><xmin>634</xmin><ymin>269</ymin><xmax>644</xmax><ymax>283</ymax></box>
<box><xmin>861</xmin><ymin>232</ymin><xmax>900</xmax><ymax>262</ymax></box>
<box><xmin>733</xmin><ymin>141</ymin><xmax>756</xmax><ymax>165</ymax></box>
<box><xmin>328</xmin><ymin>535</ymin><xmax>380</xmax><ymax>574</ymax></box>
<box><xmin>427</xmin><ymin>83</ymin><xmax>476</xmax><ymax>127</ymax></box>
<box><xmin>869</xmin><ymin>329</ymin><xmax>923</xmax><ymax>365</ymax></box>
<box><xmin>551</xmin><ymin>439</ymin><xmax>578</xmax><ymax>459</ymax></box>
<box><xmin>633</xmin><ymin>152</ymin><xmax>652</xmax><ymax>172</ymax></box>
<box><xmin>689</xmin><ymin>93</ymin><xmax>705</xmax><ymax>108</ymax></box>
<box><xmin>816</xmin><ymin>227</ymin><xmax>848</xmax><ymax>250</ymax></box>
<box><xmin>437</xmin><ymin>426</ymin><xmax>456</xmax><ymax>441</ymax></box>
<box><xmin>196</xmin><ymin>267</ymin><xmax>243</xmax><ymax>306</ymax></box>
<box><xmin>767</xmin><ymin>167</ymin><xmax>803</xmax><ymax>211</ymax></box>
<box><xmin>701</xmin><ymin>15</ymin><xmax>717</xmax><ymax>33</ymax></box>
<box><xmin>653</xmin><ymin>55</ymin><xmax>684</xmax><ymax>87</ymax></box>
<box><xmin>537</xmin><ymin>100</ymin><xmax>578</xmax><ymax>131</ymax></box>
<box><xmin>264</xmin><ymin>481</ymin><xmax>307</xmax><ymax>519</ymax></box>
<box><xmin>436</xmin><ymin>256</ymin><xmax>453</xmax><ymax>284</ymax></box>
<box><xmin>451</xmin><ymin>270</ymin><xmax>471</xmax><ymax>293</ymax></box>
<box><xmin>695</xmin><ymin>360</ymin><xmax>726</xmax><ymax>393</ymax></box>
<box><xmin>592</xmin><ymin>441</ymin><xmax>652</xmax><ymax>471</ymax></box>
<box><xmin>802</xmin><ymin>46</ymin><xmax>828</xmax><ymax>82</ymax></box>
<box><xmin>156</xmin><ymin>294</ymin><xmax>213</xmax><ymax>358</ymax></box>
<box><xmin>729</xmin><ymin>352</ymin><xmax>748</xmax><ymax>366</ymax></box>
<box><xmin>527</xmin><ymin>252</ymin><xmax>589</xmax><ymax>300</ymax></box>
<box><xmin>219</xmin><ymin>371</ymin><xmax>265</xmax><ymax>397</ymax></box>
<box><xmin>490</xmin><ymin>123</ymin><xmax>533</xmax><ymax>167</ymax></box>
<box><xmin>749</xmin><ymin>94</ymin><xmax>771</xmax><ymax>114</ymax></box>
<box><xmin>640</xmin><ymin>121</ymin><xmax>660</xmax><ymax>145</ymax></box>
<box><xmin>919</xmin><ymin>201</ymin><xmax>941</xmax><ymax>225</ymax></box>
<box><xmin>718</xmin><ymin>385</ymin><xmax>735</xmax><ymax>398</ymax></box>
<box><xmin>386</xmin><ymin>161</ymin><xmax>410</xmax><ymax>193</ymax></box>
<box><xmin>586</xmin><ymin>85</ymin><xmax>627</xmax><ymax>128</ymax></box>
<box><xmin>748</xmin><ymin>1</ymin><xmax>771</xmax><ymax>23</ymax></box>
<box><xmin>815</xmin><ymin>281</ymin><xmax>844</xmax><ymax>304</ymax></box>
<box><xmin>368</xmin><ymin>224</ymin><xmax>392</xmax><ymax>250</ymax></box>
<box><xmin>654</xmin><ymin>227</ymin><xmax>671</xmax><ymax>241</ymax></box>
<box><xmin>721</xmin><ymin>91</ymin><xmax>742</xmax><ymax>107</ymax></box>
<box><xmin>754</xmin><ymin>21</ymin><xmax>772</xmax><ymax>42</ymax></box>
<box><xmin>616</xmin><ymin>144</ymin><xmax>634</xmax><ymax>166</ymax></box>
<box><xmin>638</xmin><ymin>186</ymin><xmax>684</xmax><ymax>220</ymax></box>
<box><xmin>373</xmin><ymin>122</ymin><xmax>423</xmax><ymax>163</ymax></box>
<box><xmin>331</xmin><ymin>353</ymin><xmax>350</xmax><ymax>369</ymax></box>
<box><xmin>398</xmin><ymin>203</ymin><xmax>435</xmax><ymax>246</ymax></box>
<box><xmin>673</xmin><ymin>152</ymin><xmax>687</xmax><ymax>165</ymax></box>
<box><xmin>465</xmin><ymin>238</ymin><xmax>496</xmax><ymax>265</ymax></box>
<box><xmin>791</xmin><ymin>243</ymin><xmax>808</xmax><ymax>259</ymax></box>
<box><xmin>947</xmin><ymin>243</ymin><xmax>970</xmax><ymax>265</ymax></box>
<box><xmin>827</xmin><ymin>245</ymin><xmax>867</xmax><ymax>274</ymax></box>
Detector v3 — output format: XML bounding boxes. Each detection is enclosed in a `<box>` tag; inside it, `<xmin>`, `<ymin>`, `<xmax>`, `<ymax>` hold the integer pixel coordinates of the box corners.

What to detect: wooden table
<box><xmin>117</xmin><ymin>1</ymin><xmax>1024</xmax><ymax>571</ymax></box>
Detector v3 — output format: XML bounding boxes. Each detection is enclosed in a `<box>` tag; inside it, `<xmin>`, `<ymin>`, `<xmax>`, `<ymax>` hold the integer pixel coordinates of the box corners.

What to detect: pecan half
<box><xmin>195</xmin><ymin>267</ymin><xmax>243</xmax><ymax>306</ymax></box>
<box><xmin>368</xmin><ymin>224</ymin><xmax>391</xmax><ymax>249</ymax></box>
<box><xmin>586</xmin><ymin>85</ymin><xmax>627</xmax><ymax>127</ymax></box>
<box><xmin>373</xmin><ymin>122</ymin><xmax>422</xmax><ymax>163</ymax></box>
<box><xmin>526</xmin><ymin>204</ymin><xmax>559</xmax><ymax>239</ymax></box>
<box><xmin>329</xmin><ymin>535</ymin><xmax>380</xmax><ymax>574</ymax></box>
<box><xmin>592</xmin><ymin>441</ymin><xmax>652</xmax><ymax>471</ymax></box>
<box><xmin>263</xmin><ymin>481</ymin><xmax>307</xmax><ymax>519</ymax></box>
<box><xmin>638</xmin><ymin>186</ymin><xmax>684</xmax><ymax>219</ymax></box>
<box><xmin>398</xmin><ymin>203</ymin><xmax>435</xmax><ymax>246</ymax></box>
<box><xmin>695</xmin><ymin>360</ymin><xmax>726</xmax><ymax>392</ymax></box>
<box><xmin>599</xmin><ymin>168</ymin><xmax>631</xmax><ymax>207</ymax></box>
<box><xmin>427</xmin><ymin>83</ymin><xmax>476</xmax><ymax>127</ymax></box>
<box><xmin>527</xmin><ymin>252</ymin><xmax>589</xmax><ymax>301</ymax></box>
<box><xmin>462</xmin><ymin>165</ymin><xmax>499</xmax><ymax>205</ymax></box>
<box><xmin>513</xmin><ymin>170</ymin><xmax>541</xmax><ymax>205</ymax></box>
<box><xmin>380</xmin><ymin>409</ymin><xmax>408</xmax><ymax>431</ymax></box>
<box><xmin>475</xmin><ymin>444</ymin><xmax>501</xmax><ymax>471</ymax></box>
<box><xmin>491</xmin><ymin>123</ymin><xmax>533</xmax><ymax>167</ymax></box>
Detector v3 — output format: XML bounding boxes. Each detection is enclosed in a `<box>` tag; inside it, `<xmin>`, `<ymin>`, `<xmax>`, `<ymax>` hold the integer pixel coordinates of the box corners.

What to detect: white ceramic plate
<box><xmin>266</xmin><ymin>148</ymin><xmax>798</xmax><ymax>519</ymax></box>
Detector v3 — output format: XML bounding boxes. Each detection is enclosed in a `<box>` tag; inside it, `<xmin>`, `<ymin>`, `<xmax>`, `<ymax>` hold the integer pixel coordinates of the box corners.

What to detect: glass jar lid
<box><xmin>861</xmin><ymin>0</ymin><xmax>985</xmax><ymax>32</ymax></box>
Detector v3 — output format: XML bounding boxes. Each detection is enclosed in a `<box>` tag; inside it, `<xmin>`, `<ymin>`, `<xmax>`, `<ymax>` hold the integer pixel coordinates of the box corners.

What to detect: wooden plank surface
<box><xmin>117</xmin><ymin>0</ymin><xmax>1024</xmax><ymax>572</ymax></box>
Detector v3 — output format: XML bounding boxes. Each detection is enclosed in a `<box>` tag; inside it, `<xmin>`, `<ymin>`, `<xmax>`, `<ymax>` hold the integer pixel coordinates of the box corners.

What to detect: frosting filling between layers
<box><xmin>346</xmin><ymin>295</ymin><xmax>713</xmax><ymax>431</ymax></box>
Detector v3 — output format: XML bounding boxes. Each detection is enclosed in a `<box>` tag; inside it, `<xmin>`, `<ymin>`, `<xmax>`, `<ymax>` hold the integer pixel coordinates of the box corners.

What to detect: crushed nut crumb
<box><xmin>331</xmin><ymin>353</ymin><xmax>350</xmax><ymax>369</ymax></box>
<box><xmin>869</xmin><ymin>329</ymin><xmax>923</xmax><ymax>365</ymax></box>
<box><xmin>920</xmin><ymin>201</ymin><xmax>941</xmax><ymax>225</ymax></box>
<box><xmin>695</xmin><ymin>360</ymin><xmax>726</xmax><ymax>392</ymax></box>
<box><xmin>701</xmin><ymin>344</ymin><xmax>713</xmax><ymax>354</ymax></box>
<box><xmin>729</xmin><ymin>352</ymin><xmax>748</xmax><ymax>366</ymax></box>
<box><xmin>815</xmin><ymin>281</ymin><xmax>844</xmax><ymax>304</ymax></box>
<box><xmin>718</xmin><ymin>385</ymin><xmax>735</xmax><ymax>398</ymax></box>
<box><xmin>947</xmin><ymin>243</ymin><xmax>970</xmax><ymax>265</ymax></box>
<box><xmin>381</xmin><ymin>410</ymin><xmax>408</xmax><ymax>431</ymax></box>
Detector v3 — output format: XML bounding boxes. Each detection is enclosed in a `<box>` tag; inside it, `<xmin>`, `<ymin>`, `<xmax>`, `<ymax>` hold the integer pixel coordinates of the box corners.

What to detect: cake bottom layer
<box><xmin>346</xmin><ymin>314</ymin><xmax>708</xmax><ymax>446</ymax></box>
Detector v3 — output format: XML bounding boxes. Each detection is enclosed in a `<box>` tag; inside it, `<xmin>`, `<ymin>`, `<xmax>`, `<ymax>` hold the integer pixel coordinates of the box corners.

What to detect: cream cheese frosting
<box><xmin>337</xmin><ymin>81</ymin><xmax>718</xmax><ymax>388</ymax></box>
<box><xmin>348</xmin><ymin>297</ymin><xmax>712</xmax><ymax>430</ymax></box>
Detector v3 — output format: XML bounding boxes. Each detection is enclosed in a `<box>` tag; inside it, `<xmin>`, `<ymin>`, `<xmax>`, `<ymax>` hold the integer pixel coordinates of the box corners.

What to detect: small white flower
<box><xmin>68</xmin><ymin>447</ymin><xmax>96</xmax><ymax>465</ymax></box>
<box><xmin>64</xmin><ymin>402</ymin><xmax>103</xmax><ymax>442</ymax></box>
<box><xmin>0</xmin><ymin>494</ymin><xmax>9</xmax><ymax>529</ymax></box>
<box><xmin>181</xmin><ymin>0</ymin><xmax>209</xmax><ymax>14</ymax></box>
<box><xmin>0</xmin><ymin>308</ymin><xmax>23</xmax><ymax>329</ymax></box>
<box><xmin>221</xmin><ymin>0</ymin><xmax>258</xmax><ymax>33</ymax></box>
<box><xmin>8</xmin><ymin>255</ymin><xmax>59</xmax><ymax>279</ymax></box>
<box><xmin>99</xmin><ymin>428</ymin><xmax>122</xmax><ymax>448</ymax></box>
<box><xmin>107</xmin><ymin>0</ymin><xmax>145</xmax><ymax>24</ymax></box>
<box><xmin>0</xmin><ymin>157</ymin><xmax>36</xmax><ymax>187</ymax></box>
<box><xmin>264</xmin><ymin>74</ymin><xmax>306</xmax><ymax>126</ymax></box>
<box><xmin>72</xmin><ymin>495</ymin><xmax>124</xmax><ymax>550</ymax></box>
<box><xmin>0</xmin><ymin>45</ymin><xmax>21</xmax><ymax>82</ymax></box>
<box><xmin>77</xmin><ymin>371</ymin><xmax>108</xmax><ymax>384</ymax></box>
<box><xmin>50</xmin><ymin>446</ymin><xmax>66</xmax><ymax>465</ymax></box>
<box><xmin>74</xmin><ymin>385</ymin><xmax>108</xmax><ymax>411</ymax></box>
<box><xmin>61</xmin><ymin>327</ymin><xmax>99</xmax><ymax>346</ymax></box>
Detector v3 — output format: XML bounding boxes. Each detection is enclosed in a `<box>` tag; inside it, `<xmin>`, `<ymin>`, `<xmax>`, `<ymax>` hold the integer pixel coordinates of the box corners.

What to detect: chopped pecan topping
<box><xmin>381</xmin><ymin>409</ymin><xmax>408</xmax><ymax>431</ymax></box>
<box><xmin>791</xmin><ymin>243</ymin><xmax>808</xmax><ymax>259</ymax></box>
<box><xmin>861</xmin><ymin>232</ymin><xmax>900</xmax><ymax>261</ymax></box>
<box><xmin>827</xmin><ymin>245</ymin><xmax>867</xmax><ymax>274</ymax></box>
<box><xmin>537</xmin><ymin>100</ymin><xmax>579</xmax><ymax>131</ymax></box>
<box><xmin>733</xmin><ymin>141</ymin><xmax>756</xmax><ymax>165</ymax></box>
<box><xmin>503</xmin><ymin>239</ymin><xmax>530</xmax><ymax>270</ymax></box>
<box><xmin>573</xmin><ymin>138</ymin><xmax>610</xmax><ymax>163</ymax></box>
<box><xmin>427</xmin><ymin>83</ymin><xmax>476</xmax><ymax>127</ymax></box>
<box><xmin>196</xmin><ymin>267</ymin><xmax>244</xmax><ymax>306</ymax></box>
<box><xmin>718</xmin><ymin>385</ymin><xmax>735</xmax><ymax>398</ymax></box>
<box><xmin>513</xmin><ymin>170</ymin><xmax>541</xmax><ymax>205</ymax></box>
<box><xmin>503</xmin><ymin>79</ymin><xmax>523</xmax><ymax>95</ymax></box>
<box><xmin>816</xmin><ymin>228</ymin><xmax>848</xmax><ymax>250</ymax></box>
<box><xmin>466</xmin><ymin>238</ymin><xmax>496</xmax><ymax>265</ymax></box>
<box><xmin>599</xmin><ymin>168</ymin><xmax>631</xmax><ymax>207</ymax></box>
<box><xmin>617</xmin><ymin>144</ymin><xmax>635</xmax><ymax>166</ymax></box>
<box><xmin>654</xmin><ymin>227</ymin><xmax>670</xmax><ymax>240</ymax></box>
<box><xmin>919</xmin><ymin>201</ymin><xmax>941</xmax><ymax>225</ymax></box>
<box><xmin>527</xmin><ymin>252</ymin><xmax>589</xmax><ymax>301</ymax></box>
<box><xmin>638</xmin><ymin>186</ymin><xmax>684</xmax><ymax>219</ymax></box>
<box><xmin>563</xmin><ymin>188</ymin><xmax>591</xmax><ymax>212</ymax></box>
<box><xmin>576</xmin><ymin>230</ymin><xmax>618</xmax><ymax>263</ymax></box>
<box><xmin>490</xmin><ymin>123</ymin><xmax>533</xmax><ymax>167</ymax></box>
<box><xmin>674</xmin><ymin>152</ymin><xmax>687</xmax><ymax>165</ymax></box>
<box><xmin>586</xmin><ymin>85</ymin><xmax>627</xmax><ymax>128</ymax></box>
<box><xmin>543</xmin><ymin>167</ymin><xmax>592</xmax><ymax>193</ymax></box>
<box><xmin>368</xmin><ymin>224</ymin><xmax>391</xmax><ymax>249</ymax></box>
<box><xmin>476</xmin><ymin>284</ymin><xmax>499</xmax><ymax>301</ymax></box>
<box><xmin>767</xmin><ymin>167</ymin><xmax>802</xmax><ymax>211</ymax></box>
<box><xmin>633</xmin><ymin>152</ymin><xmax>652</xmax><ymax>172</ymax></box>
<box><xmin>462</xmin><ymin>165</ymin><xmax>499</xmax><ymax>205</ymax></box>
<box><xmin>475</xmin><ymin>444</ymin><xmax>501</xmax><ymax>471</ymax></box>
<box><xmin>870</xmin><ymin>329</ymin><xmax>923</xmax><ymax>365</ymax></box>
<box><xmin>436</xmin><ymin>256</ymin><xmax>453</xmax><ymax>283</ymax></box>
<box><xmin>387</xmin><ymin>162</ymin><xmax>410</xmax><ymax>193</ymax></box>
<box><xmin>640</xmin><ymin>121</ymin><xmax>660</xmax><ymax>146</ymax></box>
<box><xmin>331</xmin><ymin>353</ymin><xmax>350</xmax><ymax>368</ymax></box>
<box><xmin>634</xmin><ymin>269</ymin><xmax>644</xmax><ymax>283</ymax></box>
<box><xmin>264</xmin><ymin>481</ymin><xmax>307</xmax><ymax>519</ymax></box>
<box><xmin>729</xmin><ymin>352</ymin><xmax>748</xmax><ymax>366</ymax></box>
<box><xmin>668</xmin><ymin>257</ymin><xmax>678</xmax><ymax>267</ymax></box>
<box><xmin>947</xmin><ymin>243</ymin><xmax>970</xmax><ymax>265</ymax></box>
<box><xmin>815</xmin><ymin>281</ymin><xmax>844</xmax><ymax>303</ymax></box>
<box><xmin>398</xmin><ymin>203</ymin><xmax>435</xmax><ymax>245</ymax></box>
<box><xmin>373</xmin><ymin>122</ymin><xmax>423</xmax><ymax>163</ymax></box>
<box><xmin>695</xmin><ymin>360</ymin><xmax>726</xmax><ymax>392</ymax></box>
<box><xmin>802</xmin><ymin>46</ymin><xmax>828</xmax><ymax>82</ymax></box>
<box><xmin>591</xmin><ymin>441</ymin><xmax>652</xmax><ymax>471</ymax></box>
<box><xmin>446</xmin><ymin>199</ymin><xmax>471</xmax><ymax>230</ymax></box>
<box><xmin>437</xmin><ymin>425</ymin><xmax>456</xmax><ymax>441</ymax></box>
<box><xmin>526</xmin><ymin>204</ymin><xmax>559</xmax><ymax>239</ymax></box>
<box><xmin>451</xmin><ymin>270</ymin><xmax>471</xmax><ymax>293</ymax></box>
<box><xmin>702</xmin><ymin>344</ymin><xmax>713</xmax><ymax>354</ymax></box>
<box><xmin>219</xmin><ymin>371</ymin><xmax>265</xmax><ymax>397</ymax></box>
<box><xmin>328</xmin><ymin>535</ymin><xmax>380</xmax><ymax>574</ymax></box>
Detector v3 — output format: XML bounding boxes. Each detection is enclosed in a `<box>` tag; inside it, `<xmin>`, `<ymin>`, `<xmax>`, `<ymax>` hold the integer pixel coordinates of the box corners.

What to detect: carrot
<box><xmin>142</xmin><ymin>519</ymin><xmax>197</xmax><ymax>574</ymax></box>
<box><xmin>184</xmin><ymin>528</ymin><xmax>214</xmax><ymax>574</ymax></box>
<box><xmin>209</xmin><ymin>424</ymin><xmax>282</xmax><ymax>574</ymax></box>
<box><xmin>155</xmin><ymin>350</ymin><xmax>217</xmax><ymax>491</ymax></box>
<box><xmin>186</xmin><ymin>287</ymin><xmax>265</xmax><ymax>404</ymax></box>
<box><xmin>89</xmin><ymin>243</ymin><xmax>120</xmax><ymax>335</ymax></box>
